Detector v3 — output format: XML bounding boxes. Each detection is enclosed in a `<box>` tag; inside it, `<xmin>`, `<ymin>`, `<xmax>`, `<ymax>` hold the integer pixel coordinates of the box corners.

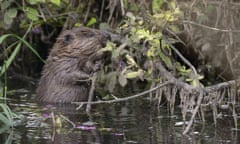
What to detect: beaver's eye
<box><xmin>64</xmin><ymin>34</ymin><xmax>73</xmax><ymax>43</ymax></box>
<box><xmin>81</xmin><ymin>31</ymin><xmax>95</xmax><ymax>38</ymax></box>
<box><xmin>86</xmin><ymin>31</ymin><xmax>95</xmax><ymax>37</ymax></box>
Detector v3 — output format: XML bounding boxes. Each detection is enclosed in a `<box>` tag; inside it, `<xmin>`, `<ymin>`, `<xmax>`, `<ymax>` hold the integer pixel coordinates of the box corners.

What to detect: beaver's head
<box><xmin>50</xmin><ymin>27</ymin><xmax>110</xmax><ymax>58</ymax></box>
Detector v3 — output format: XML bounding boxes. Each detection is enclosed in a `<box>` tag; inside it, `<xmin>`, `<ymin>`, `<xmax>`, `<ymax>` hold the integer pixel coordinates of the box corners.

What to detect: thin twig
<box><xmin>84</xmin><ymin>0</ymin><xmax>92</xmax><ymax>23</ymax></box>
<box><xmin>205</xmin><ymin>79</ymin><xmax>240</xmax><ymax>92</ymax></box>
<box><xmin>60</xmin><ymin>114</ymin><xmax>76</xmax><ymax>128</ymax></box>
<box><xmin>100</xmin><ymin>0</ymin><xmax>105</xmax><ymax>21</ymax></box>
<box><xmin>183</xmin><ymin>20</ymin><xmax>240</xmax><ymax>33</ymax></box>
<box><xmin>120</xmin><ymin>0</ymin><xmax>125</xmax><ymax>16</ymax></box>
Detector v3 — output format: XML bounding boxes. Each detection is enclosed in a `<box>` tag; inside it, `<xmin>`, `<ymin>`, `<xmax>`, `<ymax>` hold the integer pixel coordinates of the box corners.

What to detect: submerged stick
<box><xmin>86</xmin><ymin>72</ymin><xmax>97</xmax><ymax>113</ymax></box>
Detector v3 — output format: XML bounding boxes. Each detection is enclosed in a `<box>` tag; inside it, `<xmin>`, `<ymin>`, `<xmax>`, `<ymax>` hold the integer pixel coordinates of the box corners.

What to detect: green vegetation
<box><xmin>0</xmin><ymin>23</ymin><xmax>45</xmax><ymax>78</ymax></box>
<box><xmin>0</xmin><ymin>103</ymin><xmax>18</xmax><ymax>127</ymax></box>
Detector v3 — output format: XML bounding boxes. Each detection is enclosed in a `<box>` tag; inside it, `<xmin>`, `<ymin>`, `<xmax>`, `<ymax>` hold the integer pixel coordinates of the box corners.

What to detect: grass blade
<box><xmin>0</xmin><ymin>42</ymin><xmax>22</xmax><ymax>77</ymax></box>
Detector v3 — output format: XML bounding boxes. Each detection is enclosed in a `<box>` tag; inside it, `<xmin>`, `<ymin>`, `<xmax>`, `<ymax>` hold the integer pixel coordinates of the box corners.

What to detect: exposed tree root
<box><xmin>73</xmin><ymin>63</ymin><xmax>239</xmax><ymax>134</ymax></box>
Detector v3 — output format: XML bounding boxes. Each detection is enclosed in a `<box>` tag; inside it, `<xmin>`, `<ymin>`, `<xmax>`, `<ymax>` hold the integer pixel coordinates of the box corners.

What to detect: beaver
<box><xmin>36</xmin><ymin>27</ymin><xmax>110</xmax><ymax>103</ymax></box>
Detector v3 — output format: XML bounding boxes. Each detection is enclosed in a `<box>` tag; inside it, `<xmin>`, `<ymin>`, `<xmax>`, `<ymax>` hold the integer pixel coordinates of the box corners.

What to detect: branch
<box><xmin>205</xmin><ymin>79</ymin><xmax>240</xmax><ymax>93</ymax></box>
<box><xmin>73</xmin><ymin>80</ymin><xmax>172</xmax><ymax>106</ymax></box>
<box><xmin>183</xmin><ymin>20</ymin><xmax>240</xmax><ymax>33</ymax></box>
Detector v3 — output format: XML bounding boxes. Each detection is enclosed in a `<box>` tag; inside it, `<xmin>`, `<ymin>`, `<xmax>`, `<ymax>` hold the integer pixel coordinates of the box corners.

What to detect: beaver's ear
<box><xmin>63</xmin><ymin>34</ymin><xmax>73</xmax><ymax>43</ymax></box>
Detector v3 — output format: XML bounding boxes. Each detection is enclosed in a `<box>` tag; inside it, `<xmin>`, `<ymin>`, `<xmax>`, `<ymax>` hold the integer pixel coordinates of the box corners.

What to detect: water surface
<box><xmin>0</xmin><ymin>88</ymin><xmax>239</xmax><ymax>144</ymax></box>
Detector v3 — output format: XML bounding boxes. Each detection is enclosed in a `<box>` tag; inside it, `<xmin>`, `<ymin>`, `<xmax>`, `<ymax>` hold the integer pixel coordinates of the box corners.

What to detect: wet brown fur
<box><xmin>36</xmin><ymin>27</ymin><xmax>109</xmax><ymax>103</ymax></box>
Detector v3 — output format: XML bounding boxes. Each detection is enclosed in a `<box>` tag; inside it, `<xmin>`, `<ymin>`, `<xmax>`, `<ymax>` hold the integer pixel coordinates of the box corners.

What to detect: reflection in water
<box><xmin>0</xmin><ymin>95</ymin><xmax>240</xmax><ymax>144</ymax></box>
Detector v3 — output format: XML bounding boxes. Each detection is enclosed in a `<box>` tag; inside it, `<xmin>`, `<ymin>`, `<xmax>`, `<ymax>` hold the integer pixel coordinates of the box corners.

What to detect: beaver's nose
<box><xmin>99</xmin><ymin>30</ymin><xmax>110</xmax><ymax>41</ymax></box>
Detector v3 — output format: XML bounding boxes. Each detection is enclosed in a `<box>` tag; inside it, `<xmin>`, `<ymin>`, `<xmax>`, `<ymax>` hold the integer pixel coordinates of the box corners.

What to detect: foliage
<box><xmin>0</xmin><ymin>0</ymin><xmax>100</xmax><ymax>31</ymax></box>
<box><xmin>0</xmin><ymin>22</ymin><xmax>44</xmax><ymax>78</ymax></box>
<box><xmin>97</xmin><ymin>0</ymin><xmax>198</xmax><ymax>95</ymax></box>
<box><xmin>0</xmin><ymin>104</ymin><xmax>18</xmax><ymax>127</ymax></box>
<box><xmin>1</xmin><ymin>0</ymin><xmax>67</xmax><ymax>28</ymax></box>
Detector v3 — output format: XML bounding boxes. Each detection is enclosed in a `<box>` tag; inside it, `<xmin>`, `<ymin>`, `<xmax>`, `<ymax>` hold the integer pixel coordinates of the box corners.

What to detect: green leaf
<box><xmin>147</xmin><ymin>47</ymin><xmax>155</xmax><ymax>58</ymax></box>
<box><xmin>0</xmin><ymin>41</ymin><xmax>22</xmax><ymax>77</ymax></box>
<box><xmin>1</xmin><ymin>1</ymin><xmax>11</xmax><ymax>10</ymax></box>
<box><xmin>86</xmin><ymin>17</ymin><xmax>97</xmax><ymax>27</ymax></box>
<box><xmin>125</xmin><ymin>71</ymin><xmax>139</xmax><ymax>79</ymax></box>
<box><xmin>0</xmin><ymin>104</ymin><xmax>17</xmax><ymax>126</ymax></box>
<box><xmin>50</xmin><ymin>0</ymin><xmax>61</xmax><ymax>7</ymax></box>
<box><xmin>0</xmin><ymin>113</ymin><xmax>12</xmax><ymax>126</ymax></box>
<box><xmin>4</xmin><ymin>13</ymin><xmax>13</xmax><ymax>25</ymax></box>
<box><xmin>125</xmin><ymin>69</ymin><xmax>144</xmax><ymax>80</ymax></box>
<box><xmin>6</xmin><ymin>8</ymin><xmax>18</xmax><ymax>18</ymax></box>
<box><xmin>27</xmin><ymin>0</ymin><xmax>44</xmax><ymax>5</ymax></box>
<box><xmin>25</xmin><ymin>7</ymin><xmax>39</xmax><ymax>21</ymax></box>
<box><xmin>126</xmin><ymin>54</ymin><xmax>137</xmax><ymax>66</ymax></box>
<box><xmin>0</xmin><ymin>34</ymin><xmax>12</xmax><ymax>44</ymax></box>
<box><xmin>126</xmin><ymin>12</ymin><xmax>136</xmax><ymax>22</ymax></box>
<box><xmin>152</xmin><ymin>0</ymin><xmax>163</xmax><ymax>14</ymax></box>
<box><xmin>107</xmin><ymin>72</ymin><xmax>117</xmax><ymax>92</ymax></box>
<box><xmin>118</xmin><ymin>73</ymin><xmax>127</xmax><ymax>87</ymax></box>
<box><xmin>191</xmin><ymin>80</ymin><xmax>198</xmax><ymax>87</ymax></box>
<box><xmin>158</xmin><ymin>51</ymin><xmax>172</xmax><ymax>68</ymax></box>
<box><xmin>170</xmin><ymin>0</ymin><xmax>177</xmax><ymax>9</ymax></box>
<box><xmin>99</xmin><ymin>22</ymin><xmax>110</xmax><ymax>30</ymax></box>
<box><xmin>136</xmin><ymin>29</ymin><xmax>151</xmax><ymax>40</ymax></box>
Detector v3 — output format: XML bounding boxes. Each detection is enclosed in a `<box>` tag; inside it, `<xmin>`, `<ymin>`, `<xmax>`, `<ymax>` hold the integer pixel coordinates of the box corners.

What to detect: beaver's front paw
<box><xmin>85</xmin><ymin>60</ymin><xmax>102</xmax><ymax>72</ymax></box>
<box><xmin>92</xmin><ymin>61</ymin><xmax>102</xmax><ymax>72</ymax></box>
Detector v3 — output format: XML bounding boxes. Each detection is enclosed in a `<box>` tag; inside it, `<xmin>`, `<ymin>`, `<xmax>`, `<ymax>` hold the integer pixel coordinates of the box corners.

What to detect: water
<box><xmin>0</xmin><ymin>89</ymin><xmax>240</xmax><ymax>144</ymax></box>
